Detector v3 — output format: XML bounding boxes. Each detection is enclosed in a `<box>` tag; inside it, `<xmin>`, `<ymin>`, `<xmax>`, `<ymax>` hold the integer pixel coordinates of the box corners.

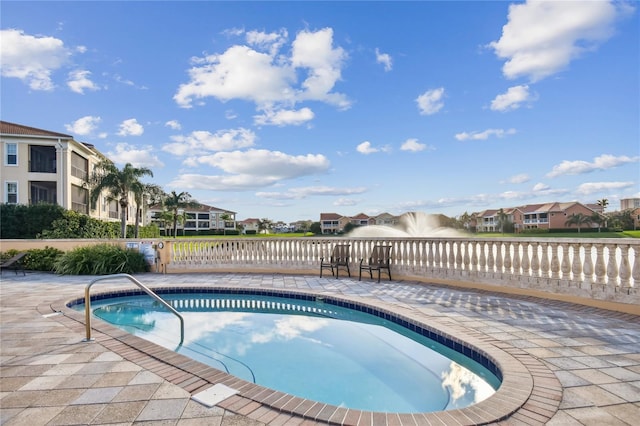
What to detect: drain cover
<box><xmin>191</xmin><ymin>383</ymin><xmax>239</xmax><ymax>407</ymax></box>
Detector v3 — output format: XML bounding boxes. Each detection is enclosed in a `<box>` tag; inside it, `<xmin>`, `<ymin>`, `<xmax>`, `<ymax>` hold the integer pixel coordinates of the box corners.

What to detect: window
<box><xmin>30</xmin><ymin>181</ymin><xmax>56</xmax><ymax>205</ymax></box>
<box><xmin>6</xmin><ymin>182</ymin><xmax>18</xmax><ymax>204</ymax></box>
<box><xmin>71</xmin><ymin>184</ymin><xmax>88</xmax><ymax>214</ymax></box>
<box><xmin>29</xmin><ymin>145</ymin><xmax>56</xmax><ymax>173</ymax></box>
<box><xmin>71</xmin><ymin>152</ymin><xmax>88</xmax><ymax>179</ymax></box>
<box><xmin>5</xmin><ymin>143</ymin><xmax>17</xmax><ymax>165</ymax></box>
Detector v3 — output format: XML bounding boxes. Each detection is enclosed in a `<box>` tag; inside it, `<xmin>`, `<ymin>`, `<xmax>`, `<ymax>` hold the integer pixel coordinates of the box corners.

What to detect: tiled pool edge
<box><xmin>51</xmin><ymin>285</ymin><xmax>562</xmax><ymax>425</ymax></box>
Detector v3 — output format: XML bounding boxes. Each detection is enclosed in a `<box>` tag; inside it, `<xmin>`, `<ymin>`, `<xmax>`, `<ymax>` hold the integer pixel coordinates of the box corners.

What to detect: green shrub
<box><xmin>0</xmin><ymin>249</ymin><xmax>21</xmax><ymax>262</ymax></box>
<box><xmin>520</xmin><ymin>228</ymin><xmax>550</xmax><ymax>234</ymax></box>
<box><xmin>1</xmin><ymin>203</ymin><xmax>66</xmax><ymax>239</ymax></box>
<box><xmin>39</xmin><ymin>211</ymin><xmax>120</xmax><ymax>239</ymax></box>
<box><xmin>54</xmin><ymin>244</ymin><xmax>149</xmax><ymax>275</ymax></box>
<box><xmin>23</xmin><ymin>247</ymin><xmax>65</xmax><ymax>271</ymax></box>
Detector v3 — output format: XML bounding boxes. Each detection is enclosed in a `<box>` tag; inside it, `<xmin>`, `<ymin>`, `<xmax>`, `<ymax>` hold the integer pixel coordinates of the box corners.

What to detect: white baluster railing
<box><xmin>166</xmin><ymin>237</ymin><xmax>639</xmax><ymax>304</ymax></box>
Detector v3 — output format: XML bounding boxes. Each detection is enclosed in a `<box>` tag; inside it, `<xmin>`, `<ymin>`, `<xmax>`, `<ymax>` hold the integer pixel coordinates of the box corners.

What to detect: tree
<box><xmin>496</xmin><ymin>208</ymin><xmax>510</xmax><ymax>235</ymax></box>
<box><xmin>590</xmin><ymin>212</ymin><xmax>605</xmax><ymax>232</ymax></box>
<box><xmin>163</xmin><ymin>191</ymin><xmax>199</xmax><ymax>238</ymax></box>
<box><xmin>88</xmin><ymin>161</ymin><xmax>153</xmax><ymax>238</ymax></box>
<box><xmin>458</xmin><ymin>211</ymin><xmax>472</xmax><ymax>232</ymax></box>
<box><xmin>258</xmin><ymin>218</ymin><xmax>272</xmax><ymax>234</ymax></box>
<box><xmin>134</xmin><ymin>183</ymin><xmax>166</xmax><ymax>238</ymax></box>
<box><xmin>564</xmin><ymin>213</ymin><xmax>591</xmax><ymax>233</ymax></box>
<box><xmin>597</xmin><ymin>198</ymin><xmax>609</xmax><ymax>213</ymax></box>
<box><xmin>219</xmin><ymin>213</ymin><xmax>231</xmax><ymax>236</ymax></box>
<box><xmin>309</xmin><ymin>222</ymin><xmax>321</xmax><ymax>235</ymax></box>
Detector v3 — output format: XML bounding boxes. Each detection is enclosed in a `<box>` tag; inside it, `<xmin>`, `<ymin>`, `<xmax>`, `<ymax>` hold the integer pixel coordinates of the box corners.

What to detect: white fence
<box><xmin>168</xmin><ymin>237</ymin><xmax>639</xmax><ymax>305</ymax></box>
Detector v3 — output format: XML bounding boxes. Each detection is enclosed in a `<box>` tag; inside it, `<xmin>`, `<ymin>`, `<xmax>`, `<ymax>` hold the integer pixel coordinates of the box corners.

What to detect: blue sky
<box><xmin>2</xmin><ymin>0</ymin><xmax>638</xmax><ymax>223</ymax></box>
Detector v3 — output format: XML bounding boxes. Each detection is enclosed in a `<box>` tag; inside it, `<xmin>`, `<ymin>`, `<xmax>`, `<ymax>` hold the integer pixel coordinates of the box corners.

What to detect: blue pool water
<box><xmin>78</xmin><ymin>291</ymin><xmax>499</xmax><ymax>413</ymax></box>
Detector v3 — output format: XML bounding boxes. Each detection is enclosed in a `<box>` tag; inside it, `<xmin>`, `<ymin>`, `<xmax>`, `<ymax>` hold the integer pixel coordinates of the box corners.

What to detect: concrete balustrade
<box><xmin>166</xmin><ymin>237</ymin><xmax>639</xmax><ymax>305</ymax></box>
<box><xmin>1</xmin><ymin>236</ymin><xmax>637</xmax><ymax>307</ymax></box>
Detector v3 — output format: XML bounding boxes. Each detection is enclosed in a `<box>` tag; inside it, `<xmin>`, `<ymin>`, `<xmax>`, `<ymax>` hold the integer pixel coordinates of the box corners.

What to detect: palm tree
<box><xmin>164</xmin><ymin>191</ymin><xmax>199</xmax><ymax>238</ymax></box>
<box><xmin>133</xmin><ymin>183</ymin><xmax>167</xmax><ymax>238</ymax></box>
<box><xmin>496</xmin><ymin>208</ymin><xmax>510</xmax><ymax>235</ymax></box>
<box><xmin>564</xmin><ymin>213</ymin><xmax>591</xmax><ymax>233</ymax></box>
<box><xmin>219</xmin><ymin>212</ymin><xmax>232</xmax><ymax>236</ymax></box>
<box><xmin>590</xmin><ymin>212</ymin><xmax>605</xmax><ymax>233</ymax></box>
<box><xmin>597</xmin><ymin>198</ymin><xmax>609</xmax><ymax>213</ymax></box>
<box><xmin>88</xmin><ymin>161</ymin><xmax>153</xmax><ymax>238</ymax></box>
<box><xmin>458</xmin><ymin>211</ymin><xmax>472</xmax><ymax>232</ymax></box>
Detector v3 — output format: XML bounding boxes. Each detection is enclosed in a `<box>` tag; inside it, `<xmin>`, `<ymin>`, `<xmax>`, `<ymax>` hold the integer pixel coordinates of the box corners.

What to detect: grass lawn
<box><xmin>475</xmin><ymin>230</ymin><xmax>639</xmax><ymax>238</ymax></box>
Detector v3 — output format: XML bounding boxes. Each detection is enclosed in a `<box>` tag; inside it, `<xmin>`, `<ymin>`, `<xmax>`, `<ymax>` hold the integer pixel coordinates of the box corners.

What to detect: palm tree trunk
<box><xmin>120</xmin><ymin>209</ymin><xmax>127</xmax><ymax>238</ymax></box>
<box><xmin>134</xmin><ymin>206</ymin><xmax>141</xmax><ymax>238</ymax></box>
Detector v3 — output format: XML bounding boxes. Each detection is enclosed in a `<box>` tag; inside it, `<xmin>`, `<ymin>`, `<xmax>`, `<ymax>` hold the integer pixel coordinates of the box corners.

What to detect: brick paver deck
<box><xmin>1</xmin><ymin>272</ymin><xmax>638</xmax><ymax>425</ymax></box>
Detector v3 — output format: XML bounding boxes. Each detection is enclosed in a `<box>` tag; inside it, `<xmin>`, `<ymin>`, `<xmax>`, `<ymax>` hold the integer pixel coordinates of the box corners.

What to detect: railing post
<box><xmin>606</xmin><ymin>243</ymin><xmax>619</xmax><ymax>291</ymax></box>
<box><xmin>619</xmin><ymin>244</ymin><xmax>631</xmax><ymax>291</ymax></box>
<box><xmin>594</xmin><ymin>243</ymin><xmax>607</xmax><ymax>286</ymax></box>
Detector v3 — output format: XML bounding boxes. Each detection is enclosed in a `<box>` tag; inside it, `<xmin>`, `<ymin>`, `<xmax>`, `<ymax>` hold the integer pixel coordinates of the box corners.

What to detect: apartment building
<box><xmin>148</xmin><ymin>203</ymin><xmax>236</xmax><ymax>234</ymax></box>
<box><xmin>474</xmin><ymin>202</ymin><xmax>600</xmax><ymax>232</ymax></box>
<box><xmin>621</xmin><ymin>198</ymin><xmax>640</xmax><ymax>210</ymax></box>
<box><xmin>319</xmin><ymin>212</ymin><xmax>399</xmax><ymax>234</ymax></box>
<box><xmin>0</xmin><ymin>121</ymin><xmax>135</xmax><ymax>224</ymax></box>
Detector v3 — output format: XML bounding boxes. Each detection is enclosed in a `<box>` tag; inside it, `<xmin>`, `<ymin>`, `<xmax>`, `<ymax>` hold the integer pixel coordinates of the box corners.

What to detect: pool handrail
<box><xmin>84</xmin><ymin>273</ymin><xmax>184</xmax><ymax>345</ymax></box>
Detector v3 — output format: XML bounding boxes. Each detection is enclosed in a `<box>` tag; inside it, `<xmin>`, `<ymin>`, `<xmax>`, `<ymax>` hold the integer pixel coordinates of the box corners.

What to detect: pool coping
<box><xmin>51</xmin><ymin>284</ymin><xmax>562</xmax><ymax>425</ymax></box>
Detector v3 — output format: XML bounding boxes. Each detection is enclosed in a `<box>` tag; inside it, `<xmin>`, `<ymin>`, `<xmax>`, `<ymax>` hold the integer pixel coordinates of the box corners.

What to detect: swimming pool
<box><xmin>73</xmin><ymin>287</ymin><xmax>501</xmax><ymax>413</ymax></box>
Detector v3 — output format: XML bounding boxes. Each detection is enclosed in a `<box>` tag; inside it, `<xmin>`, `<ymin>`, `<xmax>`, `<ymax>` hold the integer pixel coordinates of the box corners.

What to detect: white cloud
<box><xmin>375</xmin><ymin>48</ymin><xmax>392</xmax><ymax>72</ymax></box>
<box><xmin>576</xmin><ymin>181</ymin><xmax>636</xmax><ymax>195</ymax></box>
<box><xmin>455</xmin><ymin>128</ymin><xmax>516</xmax><ymax>141</ymax></box>
<box><xmin>546</xmin><ymin>154</ymin><xmax>640</xmax><ymax>178</ymax></box>
<box><xmin>165</xmin><ymin>120</ymin><xmax>181</xmax><ymax>130</ymax></box>
<box><xmin>169</xmin><ymin>149</ymin><xmax>331</xmax><ymax>191</ymax></box>
<box><xmin>245</xmin><ymin>28</ymin><xmax>288</xmax><ymax>56</ymax></box>
<box><xmin>490</xmin><ymin>85</ymin><xmax>534</xmax><ymax>111</ymax></box>
<box><xmin>356</xmin><ymin>141</ymin><xmax>378</xmax><ymax>154</ymax></box>
<box><xmin>488</xmin><ymin>0</ymin><xmax>630</xmax><ymax>82</ymax></box>
<box><xmin>416</xmin><ymin>87</ymin><xmax>445</xmax><ymax>115</ymax></box>
<box><xmin>509</xmin><ymin>173</ymin><xmax>531</xmax><ymax>184</ymax></box>
<box><xmin>334</xmin><ymin>197</ymin><xmax>359</xmax><ymax>207</ymax></box>
<box><xmin>65</xmin><ymin>115</ymin><xmax>102</xmax><ymax>136</ymax></box>
<box><xmin>254</xmin><ymin>107</ymin><xmax>314</xmax><ymax>126</ymax></box>
<box><xmin>256</xmin><ymin>186</ymin><xmax>367</xmax><ymax>200</ymax></box>
<box><xmin>532</xmin><ymin>182</ymin><xmax>550</xmax><ymax>191</ymax></box>
<box><xmin>162</xmin><ymin>128</ymin><xmax>256</xmax><ymax>156</ymax></box>
<box><xmin>67</xmin><ymin>69</ymin><xmax>99</xmax><ymax>94</ymax></box>
<box><xmin>117</xmin><ymin>118</ymin><xmax>144</xmax><ymax>136</ymax></box>
<box><xmin>174</xmin><ymin>27</ymin><xmax>350</xmax><ymax>114</ymax></box>
<box><xmin>400</xmin><ymin>138</ymin><xmax>430</xmax><ymax>152</ymax></box>
<box><xmin>0</xmin><ymin>29</ymin><xmax>70</xmax><ymax>90</ymax></box>
<box><xmin>106</xmin><ymin>143</ymin><xmax>164</xmax><ymax>168</ymax></box>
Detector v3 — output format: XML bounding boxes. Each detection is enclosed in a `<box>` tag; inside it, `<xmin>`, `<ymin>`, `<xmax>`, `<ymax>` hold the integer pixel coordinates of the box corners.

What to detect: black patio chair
<box><xmin>359</xmin><ymin>245</ymin><xmax>392</xmax><ymax>282</ymax></box>
<box><xmin>320</xmin><ymin>244</ymin><xmax>351</xmax><ymax>278</ymax></box>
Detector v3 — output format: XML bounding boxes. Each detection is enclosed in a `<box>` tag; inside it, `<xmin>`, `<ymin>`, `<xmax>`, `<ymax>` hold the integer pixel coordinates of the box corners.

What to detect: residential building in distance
<box><xmin>320</xmin><ymin>212</ymin><xmax>400</xmax><ymax>234</ymax></box>
<box><xmin>473</xmin><ymin>202</ymin><xmax>601</xmax><ymax>233</ymax></box>
<box><xmin>148</xmin><ymin>203</ymin><xmax>236</xmax><ymax>235</ymax></box>
<box><xmin>0</xmin><ymin>120</ymin><xmax>136</xmax><ymax>225</ymax></box>
<box><xmin>621</xmin><ymin>198</ymin><xmax>640</xmax><ymax>210</ymax></box>
<box><xmin>238</xmin><ymin>218</ymin><xmax>261</xmax><ymax>234</ymax></box>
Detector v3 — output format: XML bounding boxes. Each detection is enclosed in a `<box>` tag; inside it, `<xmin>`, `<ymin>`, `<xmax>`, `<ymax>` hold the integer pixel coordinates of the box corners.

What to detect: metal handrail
<box><xmin>84</xmin><ymin>273</ymin><xmax>184</xmax><ymax>345</ymax></box>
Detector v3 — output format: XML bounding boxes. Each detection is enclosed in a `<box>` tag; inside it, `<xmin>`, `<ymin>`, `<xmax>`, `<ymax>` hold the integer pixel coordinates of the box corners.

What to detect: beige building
<box><xmin>1</xmin><ymin>121</ymin><xmax>135</xmax><ymax>225</ymax></box>
<box><xmin>621</xmin><ymin>198</ymin><xmax>640</xmax><ymax>211</ymax></box>
<box><xmin>473</xmin><ymin>202</ymin><xmax>601</xmax><ymax>233</ymax></box>
<box><xmin>148</xmin><ymin>203</ymin><xmax>236</xmax><ymax>235</ymax></box>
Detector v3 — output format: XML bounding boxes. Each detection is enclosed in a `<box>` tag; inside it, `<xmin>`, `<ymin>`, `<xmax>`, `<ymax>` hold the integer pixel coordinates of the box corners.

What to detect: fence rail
<box><xmin>168</xmin><ymin>237</ymin><xmax>639</xmax><ymax>305</ymax></box>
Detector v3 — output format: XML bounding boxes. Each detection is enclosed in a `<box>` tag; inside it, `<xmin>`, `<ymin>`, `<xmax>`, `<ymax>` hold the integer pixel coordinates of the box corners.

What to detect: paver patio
<box><xmin>1</xmin><ymin>271</ymin><xmax>638</xmax><ymax>425</ymax></box>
